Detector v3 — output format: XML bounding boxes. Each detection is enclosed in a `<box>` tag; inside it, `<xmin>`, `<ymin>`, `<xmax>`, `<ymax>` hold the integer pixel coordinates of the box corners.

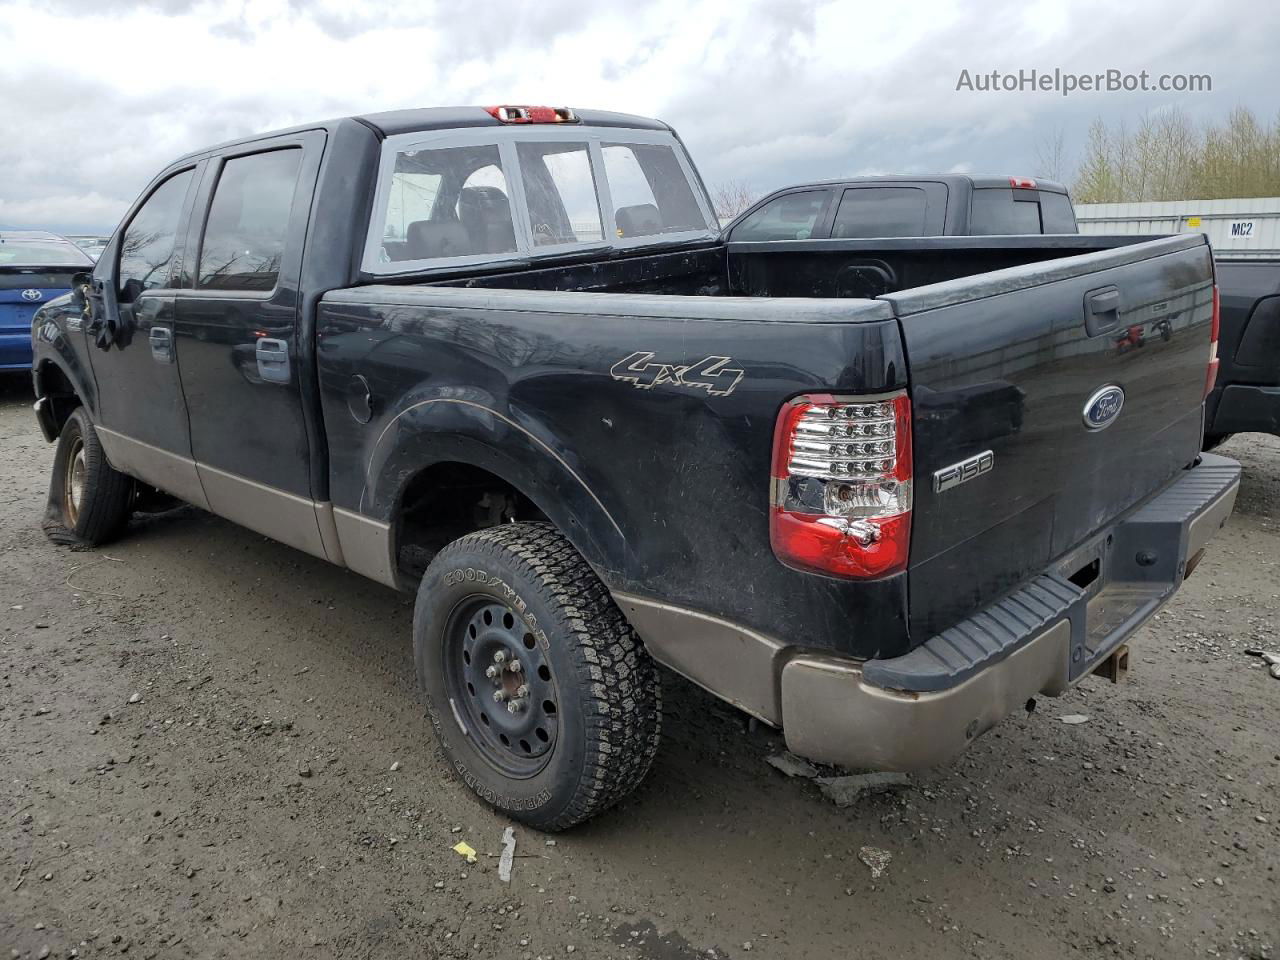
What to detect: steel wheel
<box><xmin>63</xmin><ymin>435</ymin><xmax>86</xmax><ymax>527</ymax></box>
<box><xmin>442</xmin><ymin>596</ymin><xmax>560</xmax><ymax>778</ymax></box>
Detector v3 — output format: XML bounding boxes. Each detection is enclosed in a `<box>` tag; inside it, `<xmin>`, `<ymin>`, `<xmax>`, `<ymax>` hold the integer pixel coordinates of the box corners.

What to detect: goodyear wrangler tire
<box><xmin>43</xmin><ymin>408</ymin><xmax>134</xmax><ymax>547</ymax></box>
<box><xmin>414</xmin><ymin>522</ymin><xmax>662</xmax><ymax>831</ymax></box>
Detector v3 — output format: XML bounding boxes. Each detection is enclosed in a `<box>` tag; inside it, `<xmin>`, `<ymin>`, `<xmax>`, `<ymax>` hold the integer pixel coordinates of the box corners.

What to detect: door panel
<box><xmin>85</xmin><ymin>164</ymin><xmax>203</xmax><ymax>498</ymax></box>
<box><xmin>174</xmin><ymin>132</ymin><xmax>329</xmax><ymax>553</ymax></box>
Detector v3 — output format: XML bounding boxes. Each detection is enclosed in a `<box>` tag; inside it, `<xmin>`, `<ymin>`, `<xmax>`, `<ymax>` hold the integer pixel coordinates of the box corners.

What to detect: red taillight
<box><xmin>1009</xmin><ymin>176</ymin><xmax>1037</xmax><ymax>189</ymax></box>
<box><xmin>484</xmin><ymin>105</ymin><xmax>578</xmax><ymax>124</ymax></box>
<box><xmin>769</xmin><ymin>392</ymin><xmax>912</xmax><ymax>579</ymax></box>
<box><xmin>1204</xmin><ymin>283</ymin><xmax>1221</xmax><ymax>399</ymax></box>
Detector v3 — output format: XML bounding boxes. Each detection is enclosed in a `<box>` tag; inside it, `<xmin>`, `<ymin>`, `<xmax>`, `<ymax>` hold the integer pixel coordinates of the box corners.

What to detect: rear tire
<box><xmin>414</xmin><ymin>522</ymin><xmax>662</xmax><ymax>831</ymax></box>
<box><xmin>43</xmin><ymin>408</ymin><xmax>134</xmax><ymax>547</ymax></box>
<box><xmin>1203</xmin><ymin>432</ymin><xmax>1233</xmax><ymax>451</ymax></box>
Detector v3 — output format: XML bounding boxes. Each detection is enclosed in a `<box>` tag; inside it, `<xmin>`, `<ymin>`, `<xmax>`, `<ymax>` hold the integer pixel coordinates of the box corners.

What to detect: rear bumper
<box><xmin>0</xmin><ymin>331</ymin><xmax>34</xmax><ymax>370</ymax></box>
<box><xmin>1208</xmin><ymin>384</ymin><xmax>1280</xmax><ymax>437</ymax></box>
<box><xmin>781</xmin><ymin>453</ymin><xmax>1241</xmax><ymax>770</ymax></box>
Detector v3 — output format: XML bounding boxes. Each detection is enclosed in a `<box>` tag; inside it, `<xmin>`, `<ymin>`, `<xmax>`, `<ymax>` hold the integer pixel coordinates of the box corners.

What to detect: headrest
<box><xmin>615</xmin><ymin>203</ymin><xmax>662</xmax><ymax>238</ymax></box>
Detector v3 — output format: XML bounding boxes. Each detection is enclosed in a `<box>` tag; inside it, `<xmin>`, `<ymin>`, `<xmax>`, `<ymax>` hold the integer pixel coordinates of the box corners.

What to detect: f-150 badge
<box><xmin>610</xmin><ymin>352</ymin><xmax>744</xmax><ymax>397</ymax></box>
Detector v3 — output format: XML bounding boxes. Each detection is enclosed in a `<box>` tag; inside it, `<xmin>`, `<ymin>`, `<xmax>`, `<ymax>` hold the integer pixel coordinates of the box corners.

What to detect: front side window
<box><xmin>832</xmin><ymin>187</ymin><xmax>929</xmax><ymax>238</ymax></box>
<box><xmin>198</xmin><ymin>149</ymin><xmax>302</xmax><ymax>291</ymax></box>
<box><xmin>380</xmin><ymin>144</ymin><xmax>518</xmax><ymax>263</ymax></box>
<box><xmin>730</xmin><ymin>191</ymin><xmax>830</xmax><ymax>242</ymax></box>
<box><xmin>517</xmin><ymin>142</ymin><xmax>602</xmax><ymax>246</ymax></box>
<box><xmin>117</xmin><ymin>169</ymin><xmax>194</xmax><ymax>301</ymax></box>
<box><xmin>601</xmin><ymin>142</ymin><xmax>712</xmax><ymax>238</ymax></box>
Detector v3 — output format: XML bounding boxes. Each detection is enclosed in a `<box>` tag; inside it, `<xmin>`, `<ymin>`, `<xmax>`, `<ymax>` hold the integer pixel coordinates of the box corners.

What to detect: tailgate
<box><xmin>883</xmin><ymin>234</ymin><xmax>1215</xmax><ymax>640</ymax></box>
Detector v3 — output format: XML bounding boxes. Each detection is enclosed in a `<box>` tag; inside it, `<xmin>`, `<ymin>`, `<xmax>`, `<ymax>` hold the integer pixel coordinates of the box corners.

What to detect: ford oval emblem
<box><xmin>1083</xmin><ymin>385</ymin><xmax>1125</xmax><ymax>430</ymax></box>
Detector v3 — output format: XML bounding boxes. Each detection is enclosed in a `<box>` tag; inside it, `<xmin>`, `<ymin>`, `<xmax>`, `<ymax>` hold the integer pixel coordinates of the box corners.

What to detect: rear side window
<box><xmin>198</xmin><ymin>149</ymin><xmax>302</xmax><ymax>291</ymax></box>
<box><xmin>969</xmin><ymin>189</ymin><xmax>1042</xmax><ymax>235</ymax></box>
<box><xmin>831</xmin><ymin>187</ymin><xmax>928</xmax><ymax>238</ymax></box>
<box><xmin>380</xmin><ymin>144</ymin><xmax>518</xmax><ymax>262</ymax></box>
<box><xmin>731</xmin><ymin>191</ymin><xmax>830</xmax><ymax>241</ymax></box>
<box><xmin>602</xmin><ymin>142</ymin><xmax>712</xmax><ymax>238</ymax></box>
<box><xmin>118</xmin><ymin>169</ymin><xmax>194</xmax><ymax>301</ymax></box>
<box><xmin>1040</xmin><ymin>192</ymin><xmax>1078</xmax><ymax>233</ymax></box>
<box><xmin>517</xmin><ymin>142</ymin><xmax>603</xmax><ymax>246</ymax></box>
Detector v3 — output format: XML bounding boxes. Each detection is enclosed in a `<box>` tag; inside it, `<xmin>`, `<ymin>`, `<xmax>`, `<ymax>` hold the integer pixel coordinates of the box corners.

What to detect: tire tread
<box><xmin>425</xmin><ymin>522</ymin><xmax>662</xmax><ymax>830</ymax></box>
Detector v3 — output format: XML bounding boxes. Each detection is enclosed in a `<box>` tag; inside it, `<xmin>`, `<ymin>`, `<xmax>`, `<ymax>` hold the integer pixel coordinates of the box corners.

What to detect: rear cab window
<box><xmin>365</xmin><ymin>126</ymin><xmax>718</xmax><ymax>274</ymax></box>
<box><xmin>969</xmin><ymin>187</ymin><xmax>1078</xmax><ymax>235</ymax></box>
<box><xmin>0</xmin><ymin>239</ymin><xmax>94</xmax><ymax>268</ymax></box>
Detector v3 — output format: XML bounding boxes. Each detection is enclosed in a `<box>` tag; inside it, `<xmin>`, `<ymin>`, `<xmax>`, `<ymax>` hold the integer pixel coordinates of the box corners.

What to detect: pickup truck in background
<box><xmin>723</xmin><ymin>174</ymin><xmax>1078</xmax><ymax>242</ymax></box>
<box><xmin>1206</xmin><ymin>258</ymin><xmax>1280</xmax><ymax>443</ymax></box>
<box><xmin>31</xmin><ymin>105</ymin><xmax>1239</xmax><ymax>830</ymax></box>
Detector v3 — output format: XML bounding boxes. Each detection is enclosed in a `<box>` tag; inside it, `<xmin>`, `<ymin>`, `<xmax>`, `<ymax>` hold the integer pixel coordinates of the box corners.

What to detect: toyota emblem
<box><xmin>21</xmin><ymin>288</ymin><xmax>42</xmax><ymax>302</ymax></box>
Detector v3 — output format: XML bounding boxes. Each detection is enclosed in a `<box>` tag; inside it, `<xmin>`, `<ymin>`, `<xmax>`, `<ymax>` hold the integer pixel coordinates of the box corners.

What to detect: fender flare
<box><xmin>32</xmin><ymin>314</ymin><xmax>98</xmax><ymax>442</ymax></box>
<box><xmin>360</xmin><ymin>395</ymin><xmax>629</xmax><ymax>579</ymax></box>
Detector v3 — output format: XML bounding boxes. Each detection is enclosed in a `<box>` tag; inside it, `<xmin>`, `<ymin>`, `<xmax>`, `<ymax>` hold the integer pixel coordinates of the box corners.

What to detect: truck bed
<box><xmin>320</xmin><ymin>233</ymin><xmax>1215</xmax><ymax>669</ymax></box>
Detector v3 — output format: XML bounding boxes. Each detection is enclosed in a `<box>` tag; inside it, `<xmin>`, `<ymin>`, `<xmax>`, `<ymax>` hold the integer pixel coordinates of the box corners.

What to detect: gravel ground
<box><xmin>2</xmin><ymin>373</ymin><xmax>1277</xmax><ymax>960</ymax></box>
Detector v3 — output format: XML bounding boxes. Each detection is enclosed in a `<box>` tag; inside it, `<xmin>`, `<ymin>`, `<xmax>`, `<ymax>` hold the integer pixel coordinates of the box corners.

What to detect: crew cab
<box><xmin>31</xmin><ymin>105</ymin><xmax>1239</xmax><ymax>830</ymax></box>
<box><xmin>723</xmin><ymin>174</ymin><xmax>1078</xmax><ymax>242</ymax></box>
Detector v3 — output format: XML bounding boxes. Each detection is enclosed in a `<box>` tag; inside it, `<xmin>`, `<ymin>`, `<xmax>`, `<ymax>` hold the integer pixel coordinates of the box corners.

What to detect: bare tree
<box><xmin>1033</xmin><ymin>128</ymin><xmax>1069</xmax><ymax>182</ymax></box>
<box><xmin>710</xmin><ymin>180</ymin><xmax>759</xmax><ymax>221</ymax></box>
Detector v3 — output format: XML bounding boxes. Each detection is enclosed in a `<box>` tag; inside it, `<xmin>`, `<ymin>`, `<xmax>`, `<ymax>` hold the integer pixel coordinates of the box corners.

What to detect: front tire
<box><xmin>414</xmin><ymin>522</ymin><xmax>662</xmax><ymax>831</ymax></box>
<box><xmin>43</xmin><ymin>408</ymin><xmax>134</xmax><ymax>546</ymax></box>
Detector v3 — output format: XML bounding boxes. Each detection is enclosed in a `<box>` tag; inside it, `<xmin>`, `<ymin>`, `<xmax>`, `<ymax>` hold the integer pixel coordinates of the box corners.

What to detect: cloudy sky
<box><xmin>2</xmin><ymin>0</ymin><xmax>1277</xmax><ymax>234</ymax></box>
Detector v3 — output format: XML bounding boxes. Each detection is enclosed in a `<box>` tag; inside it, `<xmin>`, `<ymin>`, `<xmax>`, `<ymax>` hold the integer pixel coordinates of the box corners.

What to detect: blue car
<box><xmin>1</xmin><ymin>231</ymin><xmax>95</xmax><ymax>371</ymax></box>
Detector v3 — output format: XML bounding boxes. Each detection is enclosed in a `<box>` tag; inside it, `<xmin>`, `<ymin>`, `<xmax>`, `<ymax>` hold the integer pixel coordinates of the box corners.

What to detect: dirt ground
<box><xmin>1</xmin><ymin>374</ymin><xmax>1276</xmax><ymax>960</ymax></box>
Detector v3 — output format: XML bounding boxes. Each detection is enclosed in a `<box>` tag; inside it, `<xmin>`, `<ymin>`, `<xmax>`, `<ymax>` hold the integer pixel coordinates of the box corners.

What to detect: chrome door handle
<box><xmin>149</xmin><ymin>326</ymin><xmax>174</xmax><ymax>364</ymax></box>
<box><xmin>255</xmin><ymin>337</ymin><xmax>291</xmax><ymax>384</ymax></box>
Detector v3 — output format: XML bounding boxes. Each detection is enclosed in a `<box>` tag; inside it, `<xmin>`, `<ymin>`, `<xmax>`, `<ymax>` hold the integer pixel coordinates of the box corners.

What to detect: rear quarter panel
<box><xmin>317</xmin><ymin>286</ymin><xmax>915</xmax><ymax>658</ymax></box>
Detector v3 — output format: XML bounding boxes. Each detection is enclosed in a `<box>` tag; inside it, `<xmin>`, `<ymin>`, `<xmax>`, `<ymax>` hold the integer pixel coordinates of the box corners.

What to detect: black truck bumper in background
<box><xmin>1209</xmin><ymin>384</ymin><xmax>1280</xmax><ymax>438</ymax></box>
<box><xmin>780</xmin><ymin>453</ymin><xmax>1241</xmax><ymax>771</ymax></box>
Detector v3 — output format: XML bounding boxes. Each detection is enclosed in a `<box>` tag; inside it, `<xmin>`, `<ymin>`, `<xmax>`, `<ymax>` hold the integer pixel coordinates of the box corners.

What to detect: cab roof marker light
<box><xmin>484</xmin><ymin>106</ymin><xmax>579</xmax><ymax>124</ymax></box>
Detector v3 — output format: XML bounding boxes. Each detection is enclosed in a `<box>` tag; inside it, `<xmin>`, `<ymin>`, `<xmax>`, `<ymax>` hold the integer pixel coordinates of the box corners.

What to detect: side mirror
<box><xmin>70</xmin><ymin>271</ymin><xmax>92</xmax><ymax>307</ymax></box>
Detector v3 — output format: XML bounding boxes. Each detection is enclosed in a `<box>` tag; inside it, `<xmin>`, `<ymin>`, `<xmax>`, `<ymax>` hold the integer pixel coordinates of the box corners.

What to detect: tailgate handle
<box><xmin>256</xmin><ymin>337</ymin><xmax>291</xmax><ymax>384</ymax></box>
<box><xmin>1084</xmin><ymin>286</ymin><xmax>1121</xmax><ymax>336</ymax></box>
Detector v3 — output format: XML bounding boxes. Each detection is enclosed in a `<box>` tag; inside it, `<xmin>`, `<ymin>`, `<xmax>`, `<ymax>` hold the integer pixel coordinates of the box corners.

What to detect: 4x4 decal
<box><xmin>609</xmin><ymin>352</ymin><xmax>744</xmax><ymax>397</ymax></box>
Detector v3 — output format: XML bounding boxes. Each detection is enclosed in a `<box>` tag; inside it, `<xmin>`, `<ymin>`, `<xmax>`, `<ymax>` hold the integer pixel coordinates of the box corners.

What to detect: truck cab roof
<box><xmin>725</xmin><ymin>174</ymin><xmax>1077</xmax><ymax>241</ymax></box>
<box><xmin>778</xmin><ymin>174</ymin><xmax>1070</xmax><ymax>194</ymax></box>
<box><xmin>173</xmin><ymin>106</ymin><xmax>671</xmax><ymax>164</ymax></box>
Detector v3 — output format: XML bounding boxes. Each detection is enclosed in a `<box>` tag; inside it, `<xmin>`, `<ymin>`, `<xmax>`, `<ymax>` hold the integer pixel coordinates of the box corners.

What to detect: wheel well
<box><xmin>37</xmin><ymin>361</ymin><xmax>82</xmax><ymax>435</ymax></box>
<box><xmin>394</xmin><ymin>462</ymin><xmax>549</xmax><ymax>582</ymax></box>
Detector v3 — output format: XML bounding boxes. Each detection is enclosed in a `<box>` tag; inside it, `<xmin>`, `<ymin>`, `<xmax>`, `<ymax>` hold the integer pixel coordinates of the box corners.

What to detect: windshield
<box><xmin>367</xmin><ymin>128</ymin><xmax>717</xmax><ymax>273</ymax></box>
<box><xmin>0</xmin><ymin>238</ymin><xmax>94</xmax><ymax>268</ymax></box>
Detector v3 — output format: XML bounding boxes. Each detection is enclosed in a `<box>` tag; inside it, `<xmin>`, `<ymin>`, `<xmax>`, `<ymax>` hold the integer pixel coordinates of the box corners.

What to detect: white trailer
<box><xmin>1074</xmin><ymin>197</ymin><xmax>1280</xmax><ymax>259</ymax></box>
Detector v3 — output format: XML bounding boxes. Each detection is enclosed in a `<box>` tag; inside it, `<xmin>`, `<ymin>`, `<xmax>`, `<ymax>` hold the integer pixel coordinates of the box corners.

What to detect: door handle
<box><xmin>256</xmin><ymin>337</ymin><xmax>291</xmax><ymax>384</ymax></box>
<box><xmin>149</xmin><ymin>326</ymin><xmax>174</xmax><ymax>364</ymax></box>
<box><xmin>1084</xmin><ymin>286</ymin><xmax>1121</xmax><ymax>336</ymax></box>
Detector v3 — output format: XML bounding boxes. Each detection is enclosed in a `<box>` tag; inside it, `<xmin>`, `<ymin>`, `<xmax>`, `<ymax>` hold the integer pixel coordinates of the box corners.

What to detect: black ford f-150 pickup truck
<box><xmin>31</xmin><ymin>105</ymin><xmax>1240</xmax><ymax>830</ymax></box>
